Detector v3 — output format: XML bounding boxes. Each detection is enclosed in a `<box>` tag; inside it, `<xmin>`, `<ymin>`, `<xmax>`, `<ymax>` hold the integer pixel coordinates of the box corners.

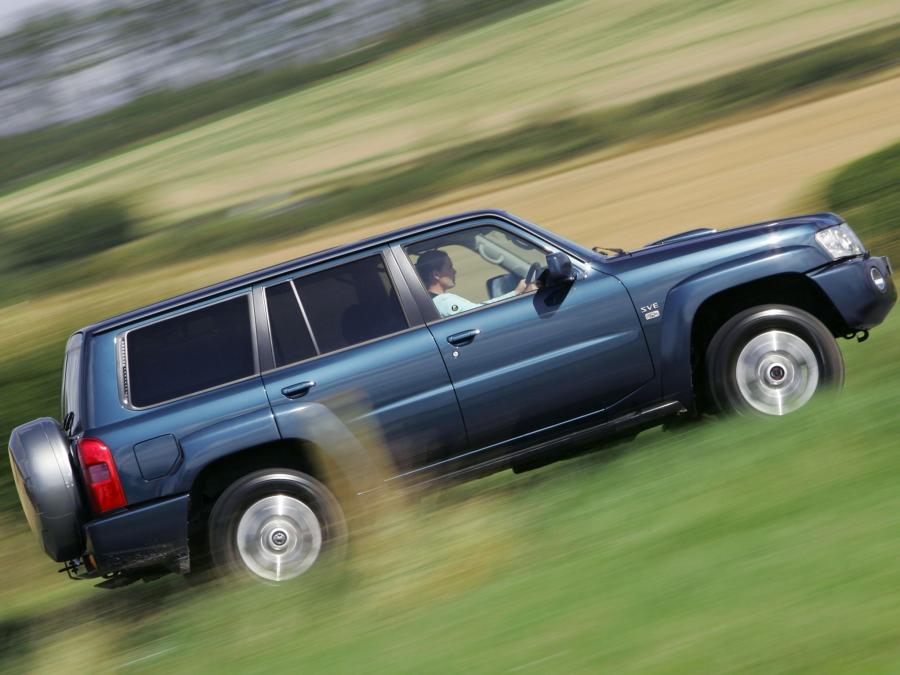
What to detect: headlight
<box><xmin>815</xmin><ymin>224</ymin><xmax>865</xmax><ymax>260</ymax></box>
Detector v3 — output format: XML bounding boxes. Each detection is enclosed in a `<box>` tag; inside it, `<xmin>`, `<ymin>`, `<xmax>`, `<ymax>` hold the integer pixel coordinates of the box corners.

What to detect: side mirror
<box><xmin>545</xmin><ymin>251</ymin><xmax>575</xmax><ymax>285</ymax></box>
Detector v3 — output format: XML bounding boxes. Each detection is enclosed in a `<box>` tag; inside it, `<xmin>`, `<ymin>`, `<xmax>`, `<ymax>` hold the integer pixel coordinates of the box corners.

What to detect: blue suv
<box><xmin>8</xmin><ymin>210</ymin><xmax>895</xmax><ymax>585</ymax></box>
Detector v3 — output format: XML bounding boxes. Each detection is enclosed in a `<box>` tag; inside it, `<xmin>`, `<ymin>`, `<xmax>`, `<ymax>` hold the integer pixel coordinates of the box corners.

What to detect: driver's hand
<box><xmin>515</xmin><ymin>280</ymin><xmax>539</xmax><ymax>294</ymax></box>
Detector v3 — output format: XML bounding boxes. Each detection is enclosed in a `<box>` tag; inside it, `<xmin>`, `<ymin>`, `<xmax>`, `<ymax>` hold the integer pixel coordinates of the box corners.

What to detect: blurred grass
<box><xmin>2</xmin><ymin>21</ymin><xmax>900</xmax><ymax>306</ymax></box>
<box><xmin>1</xmin><ymin>307</ymin><xmax>897</xmax><ymax>673</ymax></box>
<box><xmin>0</xmin><ymin>0</ymin><xmax>564</xmax><ymax>195</ymax></box>
<box><xmin>0</xmin><ymin>199</ymin><xmax>136</xmax><ymax>271</ymax></box>
<box><xmin>0</xmin><ymin>343</ymin><xmax>61</xmax><ymax>514</ymax></box>
<box><xmin>825</xmin><ymin>139</ymin><xmax>900</xmax><ymax>263</ymax></box>
<box><xmin>2</xmin><ymin>0</ymin><xmax>897</xmax><ymax>230</ymax></box>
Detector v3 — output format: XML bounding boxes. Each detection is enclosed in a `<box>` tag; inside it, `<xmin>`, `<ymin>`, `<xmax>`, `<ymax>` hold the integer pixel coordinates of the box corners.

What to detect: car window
<box><xmin>405</xmin><ymin>225</ymin><xmax>547</xmax><ymax>318</ymax></box>
<box><xmin>267</xmin><ymin>255</ymin><xmax>409</xmax><ymax>366</ymax></box>
<box><xmin>126</xmin><ymin>296</ymin><xmax>255</xmax><ymax>407</ymax></box>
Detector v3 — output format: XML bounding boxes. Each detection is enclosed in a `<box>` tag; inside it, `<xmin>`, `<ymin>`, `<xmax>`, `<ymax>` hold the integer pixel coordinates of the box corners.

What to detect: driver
<box><xmin>415</xmin><ymin>249</ymin><xmax>536</xmax><ymax>318</ymax></box>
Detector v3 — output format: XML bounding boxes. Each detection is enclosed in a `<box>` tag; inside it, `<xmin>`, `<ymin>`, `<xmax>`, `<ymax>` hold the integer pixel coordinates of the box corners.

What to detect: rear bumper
<box><xmin>809</xmin><ymin>255</ymin><xmax>896</xmax><ymax>331</ymax></box>
<box><xmin>84</xmin><ymin>493</ymin><xmax>190</xmax><ymax>575</ymax></box>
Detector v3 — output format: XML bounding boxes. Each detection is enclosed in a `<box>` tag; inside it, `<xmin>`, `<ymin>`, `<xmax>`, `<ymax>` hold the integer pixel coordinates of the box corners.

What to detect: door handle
<box><xmin>447</xmin><ymin>329</ymin><xmax>481</xmax><ymax>346</ymax></box>
<box><xmin>281</xmin><ymin>381</ymin><xmax>316</xmax><ymax>399</ymax></box>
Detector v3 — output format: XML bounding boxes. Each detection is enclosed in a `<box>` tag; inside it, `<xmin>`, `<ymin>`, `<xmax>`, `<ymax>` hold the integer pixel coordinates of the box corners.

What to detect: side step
<box><xmin>416</xmin><ymin>400</ymin><xmax>687</xmax><ymax>488</ymax></box>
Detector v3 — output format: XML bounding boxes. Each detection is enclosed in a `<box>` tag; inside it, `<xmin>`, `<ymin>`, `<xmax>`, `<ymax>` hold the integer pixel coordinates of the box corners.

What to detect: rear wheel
<box><xmin>208</xmin><ymin>469</ymin><xmax>345</xmax><ymax>582</ymax></box>
<box><xmin>705</xmin><ymin>305</ymin><xmax>843</xmax><ymax>416</ymax></box>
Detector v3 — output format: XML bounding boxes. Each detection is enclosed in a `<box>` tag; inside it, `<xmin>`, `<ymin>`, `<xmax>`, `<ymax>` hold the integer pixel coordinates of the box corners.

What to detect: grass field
<box><xmin>2</xmin><ymin>21</ymin><xmax>899</xmax><ymax>311</ymax></box>
<box><xmin>0</xmin><ymin>0</ymin><xmax>897</xmax><ymax>230</ymax></box>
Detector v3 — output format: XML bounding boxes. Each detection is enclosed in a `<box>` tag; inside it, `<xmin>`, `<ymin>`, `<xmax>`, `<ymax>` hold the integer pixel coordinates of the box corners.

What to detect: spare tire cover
<box><xmin>8</xmin><ymin>418</ymin><xmax>85</xmax><ymax>561</ymax></box>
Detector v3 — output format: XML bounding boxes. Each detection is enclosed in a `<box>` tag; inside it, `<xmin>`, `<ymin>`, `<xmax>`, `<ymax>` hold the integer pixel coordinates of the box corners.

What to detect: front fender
<box><xmin>659</xmin><ymin>245</ymin><xmax>827</xmax><ymax>401</ymax></box>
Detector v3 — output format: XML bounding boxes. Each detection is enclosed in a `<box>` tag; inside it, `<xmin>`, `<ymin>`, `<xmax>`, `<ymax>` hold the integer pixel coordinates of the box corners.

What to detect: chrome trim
<box><xmin>288</xmin><ymin>279</ymin><xmax>320</xmax><ymax>355</ymax></box>
<box><xmin>247</xmin><ymin>290</ymin><xmax>261</xmax><ymax>375</ymax></box>
<box><xmin>117</xmin><ymin>334</ymin><xmax>129</xmax><ymax>407</ymax></box>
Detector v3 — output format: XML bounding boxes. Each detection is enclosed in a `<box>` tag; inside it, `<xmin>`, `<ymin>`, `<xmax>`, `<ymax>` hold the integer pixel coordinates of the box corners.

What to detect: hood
<box><xmin>592</xmin><ymin>212</ymin><xmax>846</xmax><ymax>326</ymax></box>
<box><xmin>594</xmin><ymin>212</ymin><xmax>844</xmax><ymax>263</ymax></box>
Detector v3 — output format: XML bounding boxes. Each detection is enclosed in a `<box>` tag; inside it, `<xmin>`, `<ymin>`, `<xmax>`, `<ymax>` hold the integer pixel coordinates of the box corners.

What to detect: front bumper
<box><xmin>83</xmin><ymin>493</ymin><xmax>190</xmax><ymax>575</ymax></box>
<box><xmin>809</xmin><ymin>255</ymin><xmax>896</xmax><ymax>331</ymax></box>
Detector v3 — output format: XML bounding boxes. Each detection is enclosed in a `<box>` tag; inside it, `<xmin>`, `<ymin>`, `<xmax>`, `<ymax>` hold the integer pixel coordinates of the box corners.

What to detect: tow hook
<box><xmin>58</xmin><ymin>559</ymin><xmax>84</xmax><ymax>580</ymax></box>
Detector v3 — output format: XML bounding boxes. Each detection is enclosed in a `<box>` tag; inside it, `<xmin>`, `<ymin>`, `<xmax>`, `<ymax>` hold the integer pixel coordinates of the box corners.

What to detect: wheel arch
<box><xmin>689</xmin><ymin>274</ymin><xmax>848</xmax><ymax>412</ymax></box>
<box><xmin>657</xmin><ymin>247</ymin><xmax>847</xmax><ymax>409</ymax></box>
<box><xmin>183</xmin><ymin>436</ymin><xmax>365</xmax><ymax>575</ymax></box>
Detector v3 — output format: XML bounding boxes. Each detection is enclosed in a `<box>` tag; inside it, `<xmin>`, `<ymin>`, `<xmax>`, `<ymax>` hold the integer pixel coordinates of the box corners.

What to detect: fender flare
<box><xmin>658</xmin><ymin>245</ymin><xmax>827</xmax><ymax>400</ymax></box>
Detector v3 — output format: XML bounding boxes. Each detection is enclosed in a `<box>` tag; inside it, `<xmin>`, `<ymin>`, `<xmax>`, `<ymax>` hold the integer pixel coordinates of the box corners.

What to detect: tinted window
<box><xmin>292</xmin><ymin>256</ymin><xmax>408</xmax><ymax>355</ymax></box>
<box><xmin>127</xmin><ymin>296</ymin><xmax>255</xmax><ymax>407</ymax></box>
<box><xmin>266</xmin><ymin>282</ymin><xmax>317</xmax><ymax>367</ymax></box>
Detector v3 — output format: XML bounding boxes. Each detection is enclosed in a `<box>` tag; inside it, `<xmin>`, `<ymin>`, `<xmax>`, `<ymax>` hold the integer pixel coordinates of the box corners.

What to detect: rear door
<box><xmin>395</xmin><ymin>218</ymin><xmax>655</xmax><ymax>455</ymax></box>
<box><xmin>257</xmin><ymin>249</ymin><xmax>465</xmax><ymax>476</ymax></box>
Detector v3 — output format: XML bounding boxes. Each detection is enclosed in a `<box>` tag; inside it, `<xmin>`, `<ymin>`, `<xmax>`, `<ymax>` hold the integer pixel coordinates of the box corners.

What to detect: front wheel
<box><xmin>208</xmin><ymin>469</ymin><xmax>346</xmax><ymax>583</ymax></box>
<box><xmin>705</xmin><ymin>305</ymin><xmax>844</xmax><ymax>416</ymax></box>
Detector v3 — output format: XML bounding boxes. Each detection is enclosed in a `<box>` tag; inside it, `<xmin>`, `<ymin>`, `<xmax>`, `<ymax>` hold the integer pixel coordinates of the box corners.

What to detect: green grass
<box><xmin>2</xmin><ymin>307</ymin><xmax>897</xmax><ymax>673</ymax></box>
<box><xmin>3</xmin><ymin>0</ymin><xmax>897</xmax><ymax>232</ymax></box>
<box><xmin>0</xmin><ymin>0</ymin><xmax>564</xmax><ymax>195</ymax></box>
<box><xmin>0</xmin><ymin>343</ymin><xmax>62</xmax><ymax>514</ymax></box>
<box><xmin>0</xmin><ymin>199</ymin><xmax>136</xmax><ymax>271</ymax></box>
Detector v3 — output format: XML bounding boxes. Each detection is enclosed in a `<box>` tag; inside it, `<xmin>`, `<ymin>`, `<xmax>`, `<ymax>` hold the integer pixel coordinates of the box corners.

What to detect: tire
<box><xmin>704</xmin><ymin>304</ymin><xmax>844</xmax><ymax>416</ymax></box>
<box><xmin>208</xmin><ymin>469</ymin><xmax>346</xmax><ymax>583</ymax></box>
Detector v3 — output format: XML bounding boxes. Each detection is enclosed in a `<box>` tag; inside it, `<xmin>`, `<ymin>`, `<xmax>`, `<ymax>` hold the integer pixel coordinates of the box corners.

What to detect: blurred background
<box><xmin>1</xmin><ymin>0</ymin><xmax>898</xmax><ymax>671</ymax></box>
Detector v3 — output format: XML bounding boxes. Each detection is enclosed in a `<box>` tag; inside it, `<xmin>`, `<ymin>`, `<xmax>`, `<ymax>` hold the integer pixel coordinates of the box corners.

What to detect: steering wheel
<box><xmin>525</xmin><ymin>262</ymin><xmax>542</xmax><ymax>287</ymax></box>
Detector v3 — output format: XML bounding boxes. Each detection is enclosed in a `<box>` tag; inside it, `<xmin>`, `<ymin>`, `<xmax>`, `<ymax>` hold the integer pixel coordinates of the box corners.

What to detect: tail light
<box><xmin>77</xmin><ymin>438</ymin><xmax>127</xmax><ymax>514</ymax></box>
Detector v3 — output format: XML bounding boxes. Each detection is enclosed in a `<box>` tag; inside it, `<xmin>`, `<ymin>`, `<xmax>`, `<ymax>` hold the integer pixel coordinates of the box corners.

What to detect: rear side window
<box><xmin>266</xmin><ymin>255</ymin><xmax>408</xmax><ymax>367</ymax></box>
<box><xmin>126</xmin><ymin>296</ymin><xmax>255</xmax><ymax>407</ymax></box>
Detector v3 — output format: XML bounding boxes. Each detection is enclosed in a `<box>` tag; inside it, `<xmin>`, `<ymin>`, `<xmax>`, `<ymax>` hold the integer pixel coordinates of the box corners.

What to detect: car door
<box><xmin>394</xmin><ymin>218</ymin><xmax>655</xmax><ymax>456</ymax></box>
<box><xmin>256</xmin><ymin>249</ymin><xmax>466</xmax><ymax>477</ymax></box>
